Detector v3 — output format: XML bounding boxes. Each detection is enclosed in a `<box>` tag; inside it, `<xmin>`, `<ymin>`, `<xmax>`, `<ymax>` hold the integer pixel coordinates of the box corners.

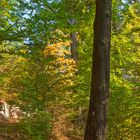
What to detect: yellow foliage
<box><xmin>43</xmin><ymin>41</ymin><xmax>71</xmax><ymax>58</ymax></box>
<box><xmin>43</xmin><ymin>40</ymin><xmax>76</xmax><ymax>80</ymax></box>
<box><xmin>56</xmin><ymin>57</ymin><xmax>65</xmax><ymax>62</ymax></box>
<box><xmin>19</xmin><ymin>49</ymin><xmax>27</xmax><ymax>54</ymax></box>
<box><xmin>18</xmin><ymin>57</ymin><xmax>26</xmax><ymax>62</ymax></box>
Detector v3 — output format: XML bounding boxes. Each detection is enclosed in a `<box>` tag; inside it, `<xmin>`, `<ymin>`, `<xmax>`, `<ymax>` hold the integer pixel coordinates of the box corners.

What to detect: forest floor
<box><xmin>0</xmin><ymin>105</ymin><xmax>83</xmax><ymax>140</ymax></box>
<box><xmin>51</xmin><ymin>106</ymin><xmax>83</xmax><ymax>140</ymax></box>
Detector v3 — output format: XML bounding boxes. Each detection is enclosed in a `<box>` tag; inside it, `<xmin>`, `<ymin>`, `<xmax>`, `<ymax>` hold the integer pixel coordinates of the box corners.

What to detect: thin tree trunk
<box><xmin>69</xmin><ymin>18</ymin><xmax>78</xmax><ymax>63</ymax></box>
<box><xmin>84</xmin><ymin>0</ymin><xmax>112</xmax><ymax>140</ymax></box>
<box><xmin>70</xmin><ymin>32</ymin><xmax>78</xmax><ymax>63</ymax></box>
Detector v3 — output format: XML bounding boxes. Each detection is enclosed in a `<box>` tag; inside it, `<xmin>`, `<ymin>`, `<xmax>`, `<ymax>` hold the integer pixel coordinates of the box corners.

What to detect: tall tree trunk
<box><xmin>70</xmin><ymin>32</ymin><xmax>78</xmax><ymax>63</ymax></box>
<box><xmin>69</xmin><ymin>18</ymin><xmax>78</xmax><ymax>63</ymax></box>
<box><xmin>84</xmin><ymin>0</ymin><xmax>112</xmax><ymax>140</ymax></box>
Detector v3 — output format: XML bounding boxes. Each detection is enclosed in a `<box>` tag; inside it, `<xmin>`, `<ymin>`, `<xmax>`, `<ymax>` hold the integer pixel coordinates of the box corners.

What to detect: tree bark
<box><xmin>69</xmin><ymin>18</ymin><xmax>78</xmax><ymax>63</ymax></box>
<box><xmin>70</xmin><ymin>32</ymin><xmax>78</xmax><ymax>63</ymax></box>
<box><xmin>84</xmin><ymin>0</ymin><xmax>112</xmax><ymax>140</ymax></box>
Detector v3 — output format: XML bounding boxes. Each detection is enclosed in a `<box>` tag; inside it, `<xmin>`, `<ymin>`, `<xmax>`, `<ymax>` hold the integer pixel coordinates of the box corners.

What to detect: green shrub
<box><xmin>20</xmin><ymin>111</ymin><xmax>52</xmax><ymax>140</ymax></box>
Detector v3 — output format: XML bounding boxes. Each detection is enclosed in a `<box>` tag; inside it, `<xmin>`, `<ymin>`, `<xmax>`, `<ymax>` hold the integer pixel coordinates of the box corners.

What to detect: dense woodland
<box><xmin>0</xmin><ymin>0</ymin><xmax>140</xmax><ymax>140</ymax></box>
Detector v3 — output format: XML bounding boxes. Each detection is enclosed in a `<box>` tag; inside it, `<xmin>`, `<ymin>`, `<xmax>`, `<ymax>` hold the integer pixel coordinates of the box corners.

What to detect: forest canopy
<box><xmin>0</xmin><ymin>0</ymin><xmax>140</xmax><ymax>140</ymax></box>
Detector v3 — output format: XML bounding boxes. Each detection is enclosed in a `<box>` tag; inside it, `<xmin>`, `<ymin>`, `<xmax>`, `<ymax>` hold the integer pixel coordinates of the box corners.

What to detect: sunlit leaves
<box><xmin>108</xmin><ymin>3</ymin><xmax>140</xmax><ymax>139</ymax></box>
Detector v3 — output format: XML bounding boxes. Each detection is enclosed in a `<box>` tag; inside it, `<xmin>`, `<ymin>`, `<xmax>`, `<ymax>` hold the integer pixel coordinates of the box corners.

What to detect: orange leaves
<box><xmin>43</xmin><ymin>41</ymin><xmax>71</xmax><ymax>59</ymax></box>
<box><xmin>43</xmin><ymin>40</ymin><xmax>76</xmax><ymax>78</ymax></box>
<box><xmin>57</xmin><ymin>57</ymin><xmax>65</xmax><ymax>62</ymax></box>
<box><xmin>52</xmin><ymin>41</ymin><xmax>70</xmax><ymax>47</ymax></box>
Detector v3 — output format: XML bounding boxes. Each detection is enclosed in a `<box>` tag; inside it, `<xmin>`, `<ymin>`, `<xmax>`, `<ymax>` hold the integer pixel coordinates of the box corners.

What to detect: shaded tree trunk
<box><xmin>70</xmin><ymin>32</ymin><xmax>78</xmax><ymax>62</ymax></box>
<box><xmin>69</xmin><ymin>18</ymin><xmax>78</xmax><ymax>63</ymax></box>
<box><xmin>84</xmin><ymin>0</ymin><xmax>112</xmax><ymax>140</ymax></box>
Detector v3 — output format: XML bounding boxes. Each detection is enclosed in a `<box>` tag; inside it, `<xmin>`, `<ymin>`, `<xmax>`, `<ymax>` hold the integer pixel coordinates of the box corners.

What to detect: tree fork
<box><xmin>84</xmin><ymin>0</ymin><xmax>112</xmax><ymax>140</ymax></box>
